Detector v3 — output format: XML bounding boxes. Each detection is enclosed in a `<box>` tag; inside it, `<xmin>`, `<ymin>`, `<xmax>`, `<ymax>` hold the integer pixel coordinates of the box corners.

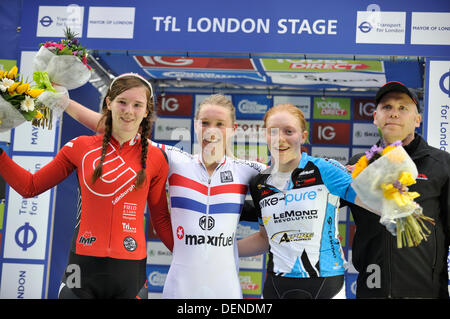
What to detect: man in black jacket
<box><xmin>345</xmin><ymin>81</ymin><xmax>450</xmax><ymax>298</ymax></box>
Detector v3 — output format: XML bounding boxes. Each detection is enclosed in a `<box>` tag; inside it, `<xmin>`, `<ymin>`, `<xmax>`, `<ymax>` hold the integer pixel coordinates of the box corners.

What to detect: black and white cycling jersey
<box><xmin>249</xmin><ymin>153</ymin><xmax>357</xmax><ymax>278</ymax></box>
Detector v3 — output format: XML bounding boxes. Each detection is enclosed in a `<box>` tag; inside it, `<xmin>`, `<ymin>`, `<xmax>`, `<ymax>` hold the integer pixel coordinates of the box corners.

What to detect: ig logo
<box><xmin>317</xmin><ymin>125</ymin><xmax>336</xmax><ymax>141</ymax></box>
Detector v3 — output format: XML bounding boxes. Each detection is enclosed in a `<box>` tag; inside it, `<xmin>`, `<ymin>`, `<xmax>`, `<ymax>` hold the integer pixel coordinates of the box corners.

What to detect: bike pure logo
<box><xmin>260</xmin><ymin>190</ymin><xmax>318</xmax><ymax>209</ymax></box>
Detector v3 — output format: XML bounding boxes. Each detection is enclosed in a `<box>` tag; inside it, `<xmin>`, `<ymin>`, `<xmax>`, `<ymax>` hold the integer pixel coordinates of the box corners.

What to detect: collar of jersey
<box><xmin>108</xmin><ymin>134</ymin><xmax>141</xmax><ymax>149</ymax></box>
<box><xmin>196</xmin><ymin>153</ymin><xmax>227</xmax><ymax>168</ymax></box>
<box><xmin>268</xmin><ymin>152</ymin><xmax>309</xmax><ymax>192</ymax></box>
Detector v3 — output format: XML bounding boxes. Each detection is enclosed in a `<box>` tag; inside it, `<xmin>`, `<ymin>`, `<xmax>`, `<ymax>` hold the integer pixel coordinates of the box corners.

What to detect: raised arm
<box><xmin>66</xmin><ymin>99</ymin><xmax>104</xmax><ymax>133</ymax></box>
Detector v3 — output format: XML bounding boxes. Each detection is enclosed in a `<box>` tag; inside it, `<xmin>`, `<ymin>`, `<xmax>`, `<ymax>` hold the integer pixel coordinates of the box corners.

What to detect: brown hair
<box><xmin>195</xmin><ymin>94</ymin><xmax>236</xmax><ymax>124</ymax></box>
<box><xmin>263</xmin><ymin>103</ymin><xmax>307</xmax><ymax>132</ymax></box>
<box><xmin>92</xmin><ymin>76</ymin><xmax>154</xmax><ymax>188</ymax></box>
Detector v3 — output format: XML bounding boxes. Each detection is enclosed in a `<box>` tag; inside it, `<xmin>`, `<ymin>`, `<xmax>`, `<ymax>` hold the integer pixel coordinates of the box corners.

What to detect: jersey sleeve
<box><xmin>147</xmin><ymin>148</ymin><xmax>173</xmax><ymax>251</ymax></box>
<box><xmin>0</xmin><ymin>142</ymin><xmax>76</xmax><ymax>198</ymax></box>
<box><xmin>318</xmin><ymin>158</ymin><xmax>357</xmax><ymax>203</ymax></box>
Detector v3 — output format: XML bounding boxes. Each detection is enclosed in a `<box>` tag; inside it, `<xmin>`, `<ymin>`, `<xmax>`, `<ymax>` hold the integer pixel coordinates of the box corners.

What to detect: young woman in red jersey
<box><xmin>0</xmin><ymin>74</ymin><xmax>172</xmax><ymax>298</ymax></box>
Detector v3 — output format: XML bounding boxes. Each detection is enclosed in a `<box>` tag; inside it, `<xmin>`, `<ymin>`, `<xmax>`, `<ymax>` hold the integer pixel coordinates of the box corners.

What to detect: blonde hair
<box><xmin>263</xmin><ymin>104</ymin><xmax>307</xmax><ymax>132</ymax></box>
<box><xmin>195</xmin><ymin>94</ymin><xmax>236</xmax><ymax>124</ymax></box>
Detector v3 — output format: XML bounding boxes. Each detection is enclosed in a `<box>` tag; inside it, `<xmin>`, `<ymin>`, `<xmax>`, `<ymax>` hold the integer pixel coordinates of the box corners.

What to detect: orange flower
<box><xmin>34</xmin><ymin>111</ymin><xmax>43</xmax><ymax>119</ymax></box>
<box><xmin>352</xmin><ymin>155</ymin><xmax>369</xmax><ymax>178</ymax></box>
<box><xmin>26</xmin><ymin>88</ymin><xmax>45</xmax><ymax>98</ymax></box>
<box><xmin>381</xmin><ymin>145</ymin><xmax>396</xmax><ymax>155</ymax></box>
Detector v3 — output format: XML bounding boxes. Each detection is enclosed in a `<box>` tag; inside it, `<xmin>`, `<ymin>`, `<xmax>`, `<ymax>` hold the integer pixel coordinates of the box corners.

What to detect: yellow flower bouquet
<box><xmin>351</xmin><ymin>141</ymin><xmax>434</xmax><ymax>248</ymax></box>
<box><xmin>0</xmin><ymin>66</ymin><xmax>53</xmax><ymax>132</ymax></box>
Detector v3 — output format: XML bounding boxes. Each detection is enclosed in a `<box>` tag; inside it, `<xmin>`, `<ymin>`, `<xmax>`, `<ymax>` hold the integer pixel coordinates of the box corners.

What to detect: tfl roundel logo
<box><xmin>358</xmin><ymin>21</ymin><xmax>372</xmax><ymax>33</ymax></box>
<box><xmin>439</xmin><ymin>70</ymin><xmax>450</xmax><ymax>98</ymax></box>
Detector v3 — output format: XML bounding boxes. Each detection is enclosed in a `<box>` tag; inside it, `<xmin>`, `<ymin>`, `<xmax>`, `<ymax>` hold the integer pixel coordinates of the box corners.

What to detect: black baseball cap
<box><xmin>375</xmin><ymin>81</ymin><xmax>421</xmax><ymax>113</ymax></box>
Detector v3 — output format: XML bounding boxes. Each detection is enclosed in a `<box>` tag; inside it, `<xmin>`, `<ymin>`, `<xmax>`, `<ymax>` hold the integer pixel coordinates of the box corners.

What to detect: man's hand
<box><xmin>345</xmin><ymin>164</ymin><xmax>355</xmax><ymax>174</ymax></box>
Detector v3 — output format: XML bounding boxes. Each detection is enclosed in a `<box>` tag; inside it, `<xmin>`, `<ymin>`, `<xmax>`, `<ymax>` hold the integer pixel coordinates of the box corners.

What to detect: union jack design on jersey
<box><xmin>155</xmin><ymin>143</ymin><xmax>266</xmax><ymax>299</ymax></box>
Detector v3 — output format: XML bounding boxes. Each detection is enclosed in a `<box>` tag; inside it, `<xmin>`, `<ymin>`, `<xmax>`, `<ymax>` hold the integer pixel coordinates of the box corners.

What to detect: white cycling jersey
<box><xmin>156</xmin><ymin>144</ymin><xmax>266</xmax><ymax>299</ymax></box>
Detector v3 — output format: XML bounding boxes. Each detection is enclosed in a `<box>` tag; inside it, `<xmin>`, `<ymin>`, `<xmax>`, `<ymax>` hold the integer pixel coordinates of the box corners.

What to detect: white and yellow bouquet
<box><xmin>0</xmin><ymin>66</ymin><xmax>53</xmax><ymax>132</ymax></box>
<box><xmin>351</xmin><ymin>140</ymin><xmax>434</xmax><ymax>248</ymax></box>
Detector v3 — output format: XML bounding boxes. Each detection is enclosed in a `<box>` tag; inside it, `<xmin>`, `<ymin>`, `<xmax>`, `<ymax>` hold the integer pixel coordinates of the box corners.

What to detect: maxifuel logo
<box><xmin>313</xmin><ymin>97</ymin><xmax>350</xmax><ymax>120</ymax></box>
<box><xmin>177</xmin><ymin>227</ymin><xmax>235</xmax><ymax>247</ymax></box>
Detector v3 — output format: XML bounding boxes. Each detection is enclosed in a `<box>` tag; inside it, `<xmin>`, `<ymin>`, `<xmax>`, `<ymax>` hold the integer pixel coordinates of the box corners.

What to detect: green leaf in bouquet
<box><xmin>4</xmin><ymin>93</ymin><xmax>25</xmax><ymax>104</ymax></box>
<box><xmin>21</xmin><ymin>108</ymin><xmax>38</xmax><ymax>121</ymax></box>
<box><xmin>64</xmin><ymin>26</ymin><xmax>79</xmax><ymax>40</ymax></box>
<box><xmin>33</xmin><ymin>72</ymin><xmax>56</xmax><ymax>92</ymax></box>
<box><xmin>59</xmin><ymin>46</ymin><xmax>73</xmax><ymax>56</ymax></box>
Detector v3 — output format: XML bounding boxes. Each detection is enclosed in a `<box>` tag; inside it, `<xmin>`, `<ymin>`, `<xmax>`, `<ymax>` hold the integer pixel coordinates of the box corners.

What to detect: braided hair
<box><xmin>92</xmin><ymin>75</ymin><xmax>154</xmax><ymax>188</ymax></box>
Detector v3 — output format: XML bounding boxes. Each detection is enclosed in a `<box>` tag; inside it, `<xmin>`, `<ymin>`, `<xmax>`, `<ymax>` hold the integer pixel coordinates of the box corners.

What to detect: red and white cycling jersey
<box><xmin>157</xmin><ymin>144</ymin><xmax>265</xmax><ymax>299</ymax></box>
<box><xmin>0</xmin><ymin>134</ymin><xmax>172</xmax><ymax>260</ymax></box>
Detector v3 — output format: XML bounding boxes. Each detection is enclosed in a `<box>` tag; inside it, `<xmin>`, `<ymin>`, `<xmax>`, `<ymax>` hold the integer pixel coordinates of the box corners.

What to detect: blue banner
<box><xmin>19</xmin><ymin>0</ymin><xmax>450</xmax><ymax>57</ymax></box>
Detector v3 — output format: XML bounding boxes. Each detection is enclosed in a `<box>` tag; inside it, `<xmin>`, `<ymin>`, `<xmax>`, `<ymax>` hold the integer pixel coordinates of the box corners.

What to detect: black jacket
<box><xmin>344</xmin><ymin>134</ymin><xmax>450</xmax><ymax>298</ymax></box>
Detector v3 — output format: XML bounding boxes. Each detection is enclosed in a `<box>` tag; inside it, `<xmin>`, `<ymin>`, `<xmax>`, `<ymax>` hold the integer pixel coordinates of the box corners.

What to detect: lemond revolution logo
<box><xmin>272</xmin><ymin>209</ymin><xmax>318</xmax><ymax>223</ymax></box>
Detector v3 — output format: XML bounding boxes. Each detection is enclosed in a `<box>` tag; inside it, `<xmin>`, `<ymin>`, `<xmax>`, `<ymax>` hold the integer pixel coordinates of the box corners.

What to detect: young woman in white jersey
<box><xmin>238</xmin><ymin>104</ymin><xmax>379</xmax><ymax>299</ymax></box>
<box><xmin>65</xmin><ymin>92</ymin><xmax>265</xmax><ymax>298</ymax></box>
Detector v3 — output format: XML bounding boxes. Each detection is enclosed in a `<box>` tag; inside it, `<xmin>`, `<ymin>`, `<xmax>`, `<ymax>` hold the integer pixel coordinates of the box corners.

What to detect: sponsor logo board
<box><xmin>87</xmin><ymin>6</ymin><xmax>135</xmax><ymax>39</ymax></box>
<box><xmin>312</xmin><ymin>122</ymin><xmax>350</xmax><ymax>145</ymax></box>
<box><xmin>36</xmin><ymin>5</ymin><xmax>84</xmax><ymax>37</ymax></box>
<box><xmin>356</xmin><ymin>11</ymin><xmax>406</xmax><ymax>44</ymax></box>
<box><xmin>0</xmin><ymin>263</ymin><xmax>44</xmax><ymax>299</ymax></box>
<box><xmin>310</xmin><ymin>146</ymin><xmax>349</xmax><ymax>164</ymax></box>
<box><xmin>154</xmin><ymin>118</ymin><xmax>191</xmax><ymax>141</ymax></box>
<box><xmin>3</xmin><ymin>156</ymin><xmax>52</xmax><ymax>260</ymax></box>
<box><xmin>313</xmin><ymin>97</ymin><xmax>351</xmax><ymax>120</ymax></box>
<box><xmin>156</xmin><ymin>94</ymin><xmax>193</xmax><ymax>116</ymax></box>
